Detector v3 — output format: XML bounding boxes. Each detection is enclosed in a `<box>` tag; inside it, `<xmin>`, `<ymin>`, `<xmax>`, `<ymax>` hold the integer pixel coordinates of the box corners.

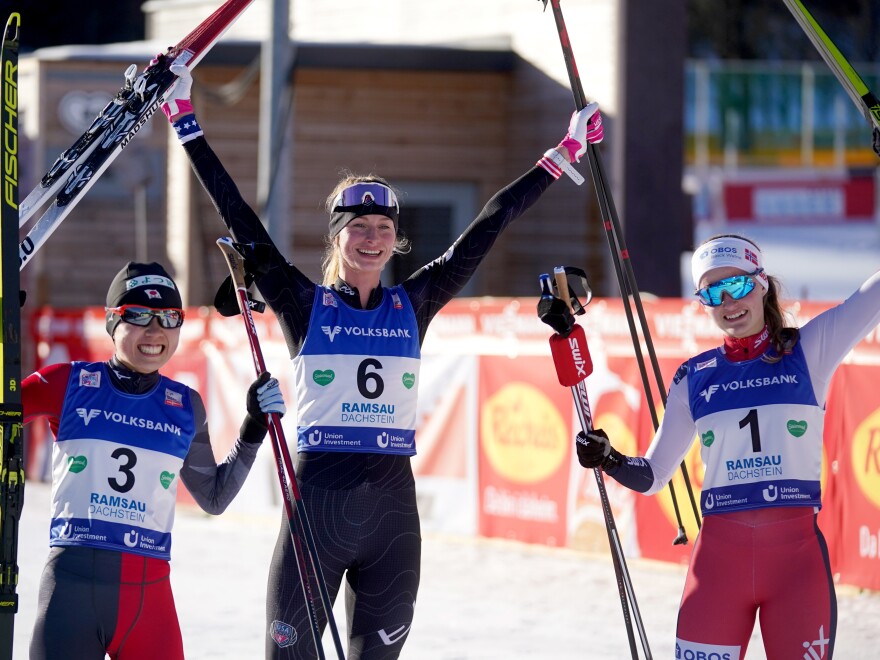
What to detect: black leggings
<box><xmin>265</xmin><ymin>455</ymin><xmax>421</xmax><ymax>660</ymax></box>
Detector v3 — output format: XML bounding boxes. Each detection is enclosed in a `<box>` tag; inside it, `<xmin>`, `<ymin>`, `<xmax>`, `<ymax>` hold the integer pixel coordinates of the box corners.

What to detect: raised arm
<box><xmin>404</xmin><ymin>103</ymin><xmax>604</xmax><ymax>332</ymax></box>
<box><xmin>163</xmin><ymin>64</ymin><xmax>317</xmax><ymax>355</ymax></box>
<box><xmin>800</xmin><ymin>269</ymin><xmax>880</xmax><ymax>405</ymax></box>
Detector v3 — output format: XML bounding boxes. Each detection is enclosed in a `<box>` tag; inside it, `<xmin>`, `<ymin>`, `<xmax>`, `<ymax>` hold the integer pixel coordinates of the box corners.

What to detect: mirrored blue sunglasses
<box><xmin>695</xmin><ymin>269</ymin><xmax>764</xmax><ymax>307</ymax></box>
<box><xmin>106</xmin><ymin>305</ymin><xmax>185</xmax><ymax>329</ymax></box>
<box><xmin>332</xmin><ymin>182</ymin><xmax>399</xmax><ymax>212</ymax></box>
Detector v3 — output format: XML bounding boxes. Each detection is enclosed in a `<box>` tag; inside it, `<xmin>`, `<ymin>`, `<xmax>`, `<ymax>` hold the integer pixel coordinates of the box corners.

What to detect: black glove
<box><xmin>239</xmin><ymin>371</ymin><xmax>286</xmax><ymax>444</ymax></box>
<box><xmin>537</xmin><ymin>294</ymin><xmax>575</xmax><ymax>336</ymax></box>
<box><xmin>575</xmin><ymin>428</ymin><xmax>623</xmax><ymax>474</ymax></box>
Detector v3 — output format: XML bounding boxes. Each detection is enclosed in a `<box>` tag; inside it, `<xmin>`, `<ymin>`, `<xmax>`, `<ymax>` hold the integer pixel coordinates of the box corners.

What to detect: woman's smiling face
<box><xmin>699</xmin><ymin>266</ymin><xmax>767</xmax><ymax>338</ymax></box>
<box><xmin>337</xmin><ymin>214</ymin><xmax>397</xmax><ymax>277</ymax></box>
<box><xmin>113</xmin><ymin>316</ymin><xmax>180</xmax><ymax>373</ymax></box>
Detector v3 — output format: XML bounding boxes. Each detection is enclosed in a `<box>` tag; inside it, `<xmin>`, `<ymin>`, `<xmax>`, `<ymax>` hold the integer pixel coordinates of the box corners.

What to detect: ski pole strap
<box><xmin>214</xmin><ymin>274</ymin><xmax>266</xmax><ymax>317</ymax></box>
<box><xmin>537</xmin><ymin>148</ymin><xmax>584</xmax><ymax>185</ymax></box>
<box><xmin>172</xmin><ymin>114</ymin><xmax>203</xmax><ymax>144</ymax></box>
<box><xmin>162</xmin><ymin>98</ymin><xmax>194</xmax><ymax>120</ymax></box>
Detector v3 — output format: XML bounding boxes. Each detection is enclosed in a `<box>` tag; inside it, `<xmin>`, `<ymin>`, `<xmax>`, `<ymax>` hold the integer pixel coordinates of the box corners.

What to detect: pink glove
<box><xmin>161</xmin><ymin>62</ymin><xmax>194</xmax><ymax>120</ymax></box>
<box><xmin>558</xmin><ymin>102</ymin><xmax>603</xmax><ymax>162</ymax></box>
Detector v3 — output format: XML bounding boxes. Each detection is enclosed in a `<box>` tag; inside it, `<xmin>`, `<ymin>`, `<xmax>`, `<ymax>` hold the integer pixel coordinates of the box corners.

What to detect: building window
<box><xmin>386</xmin><ymin>182</ymin><xmax>478</xmax><ymax>295</ymax></box>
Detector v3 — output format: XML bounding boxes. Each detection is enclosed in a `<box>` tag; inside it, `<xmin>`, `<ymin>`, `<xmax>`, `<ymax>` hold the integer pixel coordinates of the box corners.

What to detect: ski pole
<box><xmin>216</xmin><ymin>237</ymin><xmax>346</xmax><ymax>660</ymax></box>
<box><xmin>537</xmin><ymin>0</ymin><xmax>700</xmax><ymax>541</ymax></box>
<box><xmin>538</xmin><ymin>267</ymin><xmax>653</xmax><ymax>660</ymax></box>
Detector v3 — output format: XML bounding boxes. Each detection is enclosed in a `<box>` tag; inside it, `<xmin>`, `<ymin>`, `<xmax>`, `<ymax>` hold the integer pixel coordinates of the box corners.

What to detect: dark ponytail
<box><xmin>762</xmin><ymin>273</ymin><xmax>798</xmax><ymax>362</ymax></box>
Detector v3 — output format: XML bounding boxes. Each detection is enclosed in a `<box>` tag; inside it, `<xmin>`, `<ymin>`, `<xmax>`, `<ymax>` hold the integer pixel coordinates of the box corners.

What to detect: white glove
<box><xmin>250</xmin><ymin>373</ymin><xmax>286</xmax><ymax>417</ymax></box>
<box><xmin>558</xmin><ymin>102</ymin><xmax>604</xmax><ymax>162</ymax></box>
<box><xmin>240</xmin><ymin>372</ymin><xmax>285</xmax><ymax>444</ymax></box>
<box><xmin>161</xmin><ymin>62</ymin><xmax>194</xmax><ymax>120</ymax></box>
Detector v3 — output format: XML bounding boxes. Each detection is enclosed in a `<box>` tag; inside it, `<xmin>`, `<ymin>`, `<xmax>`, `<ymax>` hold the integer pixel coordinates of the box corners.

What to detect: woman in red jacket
<box><xmin>25</xmin><ymin>261</ymin><xmax>285</xmax><ymax>660</ymax></box>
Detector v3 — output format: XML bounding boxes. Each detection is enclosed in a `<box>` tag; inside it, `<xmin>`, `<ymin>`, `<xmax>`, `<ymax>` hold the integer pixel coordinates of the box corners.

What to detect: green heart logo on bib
<box><xmin>701</xmin><ymin>431</ymin><xmax>715</xmax><ymax>447</ymax></box>
<box><xmin>401</xmin><ymin>373</ymin><xmax>416</xmax><ymax>389</ymax></box>
<box><xmin>787</xmin><ymin>420</ymin><xmax>808</xmax><ymax>437</ymax></box>
<box><xmin>159</xmin><ymin>472</ymin><xmax>176</xmax><ymax>489</ymax></box>
<box><xmin>312</xmin><ymin>370</ymin><xmax>335</xmax><ymax>386</ymax></box>
<box><xmin>67</xmin><ymin>455</ymin><xmax>88</xmax><ymax>473</ymax></box>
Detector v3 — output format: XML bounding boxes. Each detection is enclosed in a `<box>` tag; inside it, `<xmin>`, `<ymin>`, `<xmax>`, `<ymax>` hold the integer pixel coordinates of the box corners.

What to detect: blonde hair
<box><xmin>321</xmin><ymin>172</ymin><xmax>410</xmax><ymax>286</ymax></box>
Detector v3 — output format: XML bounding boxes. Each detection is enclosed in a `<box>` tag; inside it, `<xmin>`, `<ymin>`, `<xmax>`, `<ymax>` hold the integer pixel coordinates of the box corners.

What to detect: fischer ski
<box><xmin>782</xmin><ymin>0</ymin><xmax>880</xmax><ymax>155</ymax></box>
<box><xmin>18</xmin><ymin>0</ymin><xmax>255</xmax><ymax>270</ymax></box>
<box><xmin>0</xmin><ymin>12</ymin><xmax>24</xmax><ymax>660</ymax></box>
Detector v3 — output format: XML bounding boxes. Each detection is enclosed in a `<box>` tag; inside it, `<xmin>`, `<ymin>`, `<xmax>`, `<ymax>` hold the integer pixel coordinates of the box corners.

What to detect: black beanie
<box><xmin>105</xmin><ymin>262</ymin><xmax>183</xmax><ymax>336</ymax></box>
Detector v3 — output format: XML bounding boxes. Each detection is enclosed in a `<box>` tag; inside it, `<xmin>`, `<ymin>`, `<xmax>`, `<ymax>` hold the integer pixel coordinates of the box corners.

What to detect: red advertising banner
<box><xmin>826</xmin><ymin>365</ymin><xmax>880</xmax><ymax>591</ymax></box>
<box><xmin>477</xmin><ymin>355</ymin><xmax>571</xmax><ymax>547</ymax></box>
<box><xmin>25</xmin><ymin>296</ymin><xmax>880</xmax><ymax>592</ymax></box>
<box><xmin>630</xmin><ymin>356</ymin><xmax>704</xmax><ymax>565</ymax></box>
<box><xmin>723</xmin><ymin>175</ymin><xmax>875</xmax><ymax>224</ymax></box>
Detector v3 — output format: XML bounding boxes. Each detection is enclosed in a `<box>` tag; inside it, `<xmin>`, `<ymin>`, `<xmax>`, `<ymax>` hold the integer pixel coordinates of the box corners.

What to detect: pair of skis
<box><xmin>0</xmin><ymin>2</ymin><xmax>255</xmax><ymax>657</ymax></box>
<box><xmin>18</xmin><ymin>0</ymin><xmax>255</xmax><ymax>270</ymax></box>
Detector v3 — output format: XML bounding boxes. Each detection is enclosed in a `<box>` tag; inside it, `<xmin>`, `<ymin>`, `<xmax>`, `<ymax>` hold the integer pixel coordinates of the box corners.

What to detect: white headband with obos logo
<box><xmin>691</xmin><ymin>237</ymin><xmax>768</xmax><ymax>290</ymax></box>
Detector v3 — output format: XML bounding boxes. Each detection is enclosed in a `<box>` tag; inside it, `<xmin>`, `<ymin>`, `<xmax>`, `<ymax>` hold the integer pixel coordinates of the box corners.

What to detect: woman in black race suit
<box><xmin>163</xmin><ymin>63</ymin><xmax>603</xmax><ymax>659</ymax></box>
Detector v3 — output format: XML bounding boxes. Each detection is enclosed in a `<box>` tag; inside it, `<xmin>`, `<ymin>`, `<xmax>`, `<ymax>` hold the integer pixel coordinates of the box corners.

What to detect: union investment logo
<box><xmin>76</xmin><ymin>408</ymin><xmax>101</xmax><ymax>426</ymax></box>
<box><xmin>322</xmin><ymin>325</ymin><xmax>342</xmax><ymax>342</ymax></box>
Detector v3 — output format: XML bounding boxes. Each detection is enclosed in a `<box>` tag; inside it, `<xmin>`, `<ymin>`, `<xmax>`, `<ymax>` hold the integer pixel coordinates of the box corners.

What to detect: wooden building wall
<box><xmin>20</xmin><ymin>58</ymin><xmax>171</xmax><ymax>308</ymax></box>
<box><xmin>21</xmin><ymin>43</ymin><xmax>607</xmax><ymax>310</ymax></box>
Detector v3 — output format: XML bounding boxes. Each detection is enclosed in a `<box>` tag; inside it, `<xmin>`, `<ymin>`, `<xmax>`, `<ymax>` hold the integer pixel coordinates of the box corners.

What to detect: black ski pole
<box><xmin>538</xmin><ymin>0</ymin><xmax>700</xmax><ymax>540</ymax></box>
<box><xmin>0</xmin><ymin>13</ymin><xmax>24</xmax><ymax>660</ymax></box>
<box><xmin>538</xmin><ymin>267</ymin><xmax>652</xmax><ymax>660</ymax></box>
<box><xmin>216</xmin><ymin>237</ymin><xmax>346</xmax><ymax>660</ymax></box>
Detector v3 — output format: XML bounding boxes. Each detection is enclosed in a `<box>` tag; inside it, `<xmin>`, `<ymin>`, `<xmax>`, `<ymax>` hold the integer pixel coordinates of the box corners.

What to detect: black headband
<box><xmin>328</xmin><ymin>204</ymin><xmax>399</xmax><ymax>238</ymax></box>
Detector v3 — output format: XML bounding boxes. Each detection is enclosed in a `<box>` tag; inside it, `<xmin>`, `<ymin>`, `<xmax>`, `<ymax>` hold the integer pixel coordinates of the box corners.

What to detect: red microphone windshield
<box><xmin>549</xmin><ymin>324</ymin><xmax>593</xmax><ymax>386</ymax></box>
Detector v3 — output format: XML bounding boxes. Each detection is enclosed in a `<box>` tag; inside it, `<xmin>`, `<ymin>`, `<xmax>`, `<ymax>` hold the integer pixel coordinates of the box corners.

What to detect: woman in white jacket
<box><xmin>576</xmin><ymin>234</ymin><xmax>880</xmax><ymax>659</ymax></box>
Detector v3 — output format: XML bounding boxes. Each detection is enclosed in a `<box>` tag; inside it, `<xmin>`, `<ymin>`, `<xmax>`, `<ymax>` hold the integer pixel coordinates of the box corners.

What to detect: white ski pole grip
<box><xmin>554</xmin><ymin>265</ymin><xmax>575</xmax><ymax>313</ymax></box>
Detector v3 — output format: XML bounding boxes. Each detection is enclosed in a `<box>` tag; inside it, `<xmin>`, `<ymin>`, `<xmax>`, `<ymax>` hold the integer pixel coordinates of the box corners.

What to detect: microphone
<box><xmin>549</xmin><ymin>323</ymin><xmax>593</xmax><ymax>386</ymax></box>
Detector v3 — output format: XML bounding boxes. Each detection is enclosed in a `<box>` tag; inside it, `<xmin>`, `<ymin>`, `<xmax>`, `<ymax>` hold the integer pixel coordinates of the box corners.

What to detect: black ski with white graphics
<box><xmin>0</xmin><ymin>13</ymin><xmax>24</xmax><ymax>660</ymax></box>
<box><xmin>18</xmin><ymin>64</ymin><xmax>140</xmax><ymax>228</ymax></box>
<box><xmin>18</xmin><ymin>0</ymin><xmax>256</xmax><ymax>270</ymax></box>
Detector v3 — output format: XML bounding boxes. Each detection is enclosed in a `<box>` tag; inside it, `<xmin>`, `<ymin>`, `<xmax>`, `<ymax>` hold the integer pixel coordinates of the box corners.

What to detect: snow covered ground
<box><xmin>12</xmin><ymin>480</ymin><xmax>880</xmax><ymax>659</ymax></box>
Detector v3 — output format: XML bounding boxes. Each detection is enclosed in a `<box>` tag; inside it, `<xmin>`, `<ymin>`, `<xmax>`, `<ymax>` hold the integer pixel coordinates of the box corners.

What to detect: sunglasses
<box><xmin>695</xmin><ymin>269</ymin><xmax>764</xmax><ymax>307</ymax></box>
<box><xmin>106</xmin><ymin>305</ymin><xmax>185</xmax><ymax>329</ymax></box>
<box><xmin>332</xmin><ymin>182</ymin><xmax>399</xmax><ymax>213</ymax></box>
